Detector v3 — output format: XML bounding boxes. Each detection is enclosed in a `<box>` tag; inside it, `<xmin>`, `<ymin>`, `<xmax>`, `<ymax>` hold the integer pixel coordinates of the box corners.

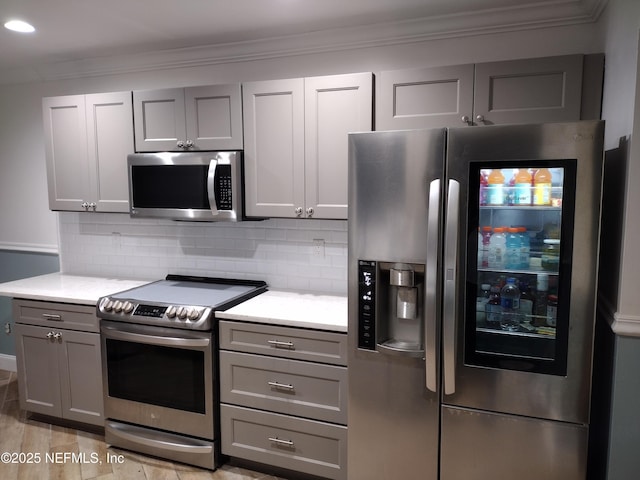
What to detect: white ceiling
<box><xmin>0</xmin><ymin>0</ymin><xmax>607</xmax><ymax>83</ymax></box>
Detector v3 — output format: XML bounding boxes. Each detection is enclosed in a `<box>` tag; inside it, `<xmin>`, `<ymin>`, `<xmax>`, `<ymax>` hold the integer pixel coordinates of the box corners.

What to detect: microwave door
<box><xmin>207</xmin><ymin>159</ymin><xmax>220</xmax><ymax>217</ymax></box>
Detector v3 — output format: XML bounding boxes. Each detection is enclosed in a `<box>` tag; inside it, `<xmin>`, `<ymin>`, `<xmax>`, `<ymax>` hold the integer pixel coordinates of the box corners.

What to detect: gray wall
<box><xmin>0</xmin><ymin>251</ymin><xmax>59</xmax><ymax>355</ymax></box>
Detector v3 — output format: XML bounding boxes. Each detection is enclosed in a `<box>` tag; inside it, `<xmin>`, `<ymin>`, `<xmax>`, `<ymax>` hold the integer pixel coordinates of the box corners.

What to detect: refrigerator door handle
<box><xmin>443</xmin><ymin>179</ymin><xmax>460</xmax><ymax>396</ymax></box>
<box><xmin>425</xmin><ymin>179</ymin><xmax>440</xmax><ymax>393</ymax></box>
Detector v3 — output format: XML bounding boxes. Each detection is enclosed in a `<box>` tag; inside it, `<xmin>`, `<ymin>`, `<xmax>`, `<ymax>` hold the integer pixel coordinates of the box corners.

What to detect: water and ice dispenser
<box><xmin>357</xmin><ymin>260</ymin><xmax>425</xmax><ymax>356</ymax></box>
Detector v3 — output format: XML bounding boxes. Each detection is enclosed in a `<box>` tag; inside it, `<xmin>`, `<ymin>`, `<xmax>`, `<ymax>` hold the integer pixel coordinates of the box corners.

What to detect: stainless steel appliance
<box><xmin>348</xmin><ymin>121</ymin><xmax>604</xmax><ymax>480</ymax></box>
<box><xmin>97</xmin><ymin>274</ymin><xmax>267</xmax><ymax>470</ymax></box>
<box><xmin>128</xmin><ymin>151</ymin><xmax>243</xmax><ymax>221</ymax></box>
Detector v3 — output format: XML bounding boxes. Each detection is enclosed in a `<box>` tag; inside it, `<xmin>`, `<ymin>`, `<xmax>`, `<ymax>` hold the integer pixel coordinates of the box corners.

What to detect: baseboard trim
<box><xmin>0</xmin><ymin>354</ymin><xmax>17</xmax><ymax>372</ymax></box>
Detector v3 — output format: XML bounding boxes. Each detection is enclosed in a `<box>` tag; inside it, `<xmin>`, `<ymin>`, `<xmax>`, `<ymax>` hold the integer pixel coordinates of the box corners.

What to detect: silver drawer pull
<box><xmin>42</xmin><ymin>313</ymin><xmax>62</xmax><ymax>321</ymax></box>
<box><xmin>268</xmin><ymin>437</ymin><xmax>294</xmax><ymax>447</ymax></box>
<box><xmin>267</xmin><ymin>339</ymin><xmax>294</xmax><ymax>349</ymax></box>
<box><xmin>268</xmin><ymin>381</ymin><xmax>294</xmax><ymax>390</ymax></box>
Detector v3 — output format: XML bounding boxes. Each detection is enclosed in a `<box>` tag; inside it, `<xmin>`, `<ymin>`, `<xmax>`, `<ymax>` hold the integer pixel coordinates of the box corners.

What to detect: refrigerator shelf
<box><xmin>477</xmin><ymin>267</ymin><xmax>559</xmax><ymax>276</ymax></box>
<box><xmin>476</xmin><ymin>326</ymin><xmax>556</xmax><ymax>340</ymax></box>
<box><xmin>479</xmin><ymin>205</ymin><xmax>562</xmax><ymax>211</ymax></box>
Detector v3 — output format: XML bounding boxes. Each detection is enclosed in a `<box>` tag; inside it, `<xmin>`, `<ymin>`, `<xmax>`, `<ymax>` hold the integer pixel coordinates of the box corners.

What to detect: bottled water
<box><xmin>500</xmin><ymin>278</ymin><xmax>522</xmax><ymax>331</ymax></box>
<box><xmin>488</xmin><ymin>227</ymin><xmax>506</xmax><ymax>269</ymax></box>
<box><xmin>518</xmin><ymin>227</ymin><xmax>531</xmax><ymax>269</ymax></box>
<box><xmin>505</xmin><ymin>227</ymin><xmax>521</xmax><ymax>270</ymax></box>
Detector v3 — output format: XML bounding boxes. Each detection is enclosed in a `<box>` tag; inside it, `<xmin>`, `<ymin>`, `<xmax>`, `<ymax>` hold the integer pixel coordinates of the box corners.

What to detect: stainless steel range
<box><xmin>97</xmin><ymin>274</ymin><xmax>267</xmax><ymax>470</ymax></box>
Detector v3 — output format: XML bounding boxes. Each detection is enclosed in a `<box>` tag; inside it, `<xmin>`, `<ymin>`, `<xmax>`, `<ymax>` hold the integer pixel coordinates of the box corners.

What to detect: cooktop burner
<box><xmin>96</xmin><ymin>274</ymin><xmax>267</xmax><ymax>330</ymax></box>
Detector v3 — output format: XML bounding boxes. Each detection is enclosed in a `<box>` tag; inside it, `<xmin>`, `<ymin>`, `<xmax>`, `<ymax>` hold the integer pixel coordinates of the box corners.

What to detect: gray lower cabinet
<box><xmin>219</xmin><ymin>320</ymin><xmax>348</xmax><ymax>480</ymax></box>
<box><xmin>13</xmin><ymin>300</ymin><xmax>104</xmax><ymax>426</ymax></box>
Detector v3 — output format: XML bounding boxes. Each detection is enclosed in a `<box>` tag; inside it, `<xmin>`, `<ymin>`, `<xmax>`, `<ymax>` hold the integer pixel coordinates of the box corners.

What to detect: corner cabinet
<box><xmin>43</xmin><ymin>92</ymin><xmax>134</xmax><ymax>213</ymax></box>
<box><xmin>243</xmin><ymin>73</ymin><xmax>373</xmax><ymax>219</ymax></box>
<box><xmin>133</xmin><ymin>84</ymin><xmax>243</xmax><ymax>152</ymax></box>
<box><xmin>13</xmin><ymin>299</ymin><xmax>104</xmax><ymax>426</ymax></box>
<box><xmin>219</xmin><ymin>320</ymin><xmax>348</xmax><ymax>480</ymax></box>
<box><xmin>377</xmin><ymin>54</ymin><xmax>603</xmax><ymax>129</ymax></box>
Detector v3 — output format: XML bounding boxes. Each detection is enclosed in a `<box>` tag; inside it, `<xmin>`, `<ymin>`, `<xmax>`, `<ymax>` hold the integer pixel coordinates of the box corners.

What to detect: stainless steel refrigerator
<box><xmin>347</xmin><ymin>121</ymin><xmax>604</xmax><ymax>480</ymax></box>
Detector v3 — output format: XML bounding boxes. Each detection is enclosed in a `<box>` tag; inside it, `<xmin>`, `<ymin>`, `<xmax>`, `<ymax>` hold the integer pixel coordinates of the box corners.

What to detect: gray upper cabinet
<box><xmin>133</xmin><ymin>84</ymin><xmax>243</xmax><ymax>152</ymax></box>
<box><xmin>243</xmin><ymin>72</ymin><xmax>373</xmax><ymax>219</ymax></box>
<box><xmin>378</xmin><ymin>64</ymin><xmax>474</xmax><ymax>130</ymax></box>
<box><xmin>473</xmin><ymin>54</ymin><xmax>583</xmax><ymax>125</ymax></box>
<box><xmin>43</xmin><ymin>92</ymin><xmax>134</xmax><ymax>212</ymax></box>
<box><xmin>378</xmin><ymin>54</ymin><xmax>591</xmax><ymax>129</ymax></box>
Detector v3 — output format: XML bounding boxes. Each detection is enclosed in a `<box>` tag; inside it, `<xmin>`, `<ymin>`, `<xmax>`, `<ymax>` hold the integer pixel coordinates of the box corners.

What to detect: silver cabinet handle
<box><xmin>443</xmin><ymin>179</ymin><xmax>460</xmax><ymax>396</ymax></box>
<box><xmin>425</xmin><ymin>179</ymin><xmax>440</xmax><ymax>393</ymax></box>
<box><xmin>185</xmin><ymin>140</ymin><xmax>194</xmax><ymax>149</ymax></box>
<box><xmin>295</xmin><ymin>207</ymin><xmax>303</xmax><ymax>216</ymax></box>
<box><xmin>81</xmin><ymin>202</ymin><xmax>89</xmax><ymax>210</ymax></box>
<box><xmin>461</xmin><ymin>115</ymin><xmax>471</xmax><ymax>125</ymax></box>
<box><xmin>42</xmin><ymin>313</ymin><xmax>62</xmax><ymax>321</ymax></box>
<box><xmin>268</xmin><ymin>437</ymin><xmax>294</xmax><ymax>447</ymax></box>
<box><xmin>267</xmin><ymin>339</ymin><xmax>294</xmax><ymax>349</ymax></box>
<box><xmin>177</xmin><ymin>140</ymin><xmax>185</xmax><ymax>149</ymax></box>
<box><xmin>268</xmin><ymin>381</ymin><xmax>295</xmax><ymax>390</ymax></box>
<box><xmin>476</xmin><ymin>114</ymin><xmax>485</xmax><ymax>123</ymax></box>
<box><xmin>53</xmin><ymin>332</ymin><xmax>62</xmax><ymax>340</ymax></box>
<box><xmin>306</xmin><ymin>207</ymin><xmax>314</xmax><ymax>217</ymax></box>
<box><xmin>46</xmin><ymin>331</ymin><xmax>54</xmax><ymax>339</ymax></box>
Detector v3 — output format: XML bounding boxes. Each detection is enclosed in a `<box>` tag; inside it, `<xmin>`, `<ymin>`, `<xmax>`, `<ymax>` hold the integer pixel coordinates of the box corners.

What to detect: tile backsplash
<box><xmin>58</xmin><ymin>213</ymin><xmax>348</xmax><ymax>295</ymax></box>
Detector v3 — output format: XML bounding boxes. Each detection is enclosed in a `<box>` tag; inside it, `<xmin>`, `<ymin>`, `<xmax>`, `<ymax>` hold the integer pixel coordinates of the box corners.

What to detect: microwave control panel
<box><xmin>214</xmin><ymin>164</ymin><xmax>233</xmax><ymax>210</ymax></box>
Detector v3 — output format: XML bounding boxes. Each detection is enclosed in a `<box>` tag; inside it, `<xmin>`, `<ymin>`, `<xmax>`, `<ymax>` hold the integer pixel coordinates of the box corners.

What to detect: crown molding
<box><xmin>0</xmin><ymin>0</ymin><xmax>608</xmax><ymax>85</ymax></box>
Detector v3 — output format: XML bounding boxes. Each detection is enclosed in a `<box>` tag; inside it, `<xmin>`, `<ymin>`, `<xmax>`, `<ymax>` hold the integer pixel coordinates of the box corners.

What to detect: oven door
<box><xmin>101</xmin><ymin>320</ymin><xmax>215</xmax><ymax>440</ymax></box>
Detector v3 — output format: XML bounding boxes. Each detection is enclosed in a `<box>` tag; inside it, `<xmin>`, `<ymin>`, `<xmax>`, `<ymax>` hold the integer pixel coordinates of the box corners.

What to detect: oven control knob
<box><xmin>178</xmin><ymin>307</ymin><xmax>188</xmax><ymax>320</ymax></box>
<box><xmin>103</xmin><ymin>299</ymin><xmax>114</xmax><ymax>312</ymax></box>
<box><xmin>188</xmin><ymin>308</ymin><xmax>201</xmax><ymax>321</ymax></box>
<box><xmin>123</xmin><ymin>302</ymin><xmax>134</xmax><ymax>314</ymax></box>
<box><xmin>166</xmin><ymin>306</ymin><xmax>177</xmax><ymax>318</ymax></box>
<box><xmin>114</xmin><ymin>301</ymin><xmax>123</xmax><ymax>313</ymax></box>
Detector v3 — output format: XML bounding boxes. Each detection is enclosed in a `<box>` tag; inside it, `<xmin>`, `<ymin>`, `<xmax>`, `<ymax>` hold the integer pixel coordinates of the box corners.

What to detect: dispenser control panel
<box><xmin>358</xmin><ymin>260</ymin><xmax>377</xmax><ymax>350</ymax></box>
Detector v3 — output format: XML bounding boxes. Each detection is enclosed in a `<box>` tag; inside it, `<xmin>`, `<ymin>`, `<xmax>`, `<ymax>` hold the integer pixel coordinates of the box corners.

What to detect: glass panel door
<box><xmin>465</xmin><ymin>160</ymin><xmax>576</xmax><ymax>375</ymax></box>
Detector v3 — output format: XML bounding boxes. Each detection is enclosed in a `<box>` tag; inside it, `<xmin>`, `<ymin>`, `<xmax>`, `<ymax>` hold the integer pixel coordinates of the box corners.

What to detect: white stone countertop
<box><xmin>0</xmin><ymin>273</ymin><xmax>150</xmax><ymax>305</ymax></box>
<box><xmin>216</xmin><ymin>290</ymin><xmax>348</xmax><ymax>332</ymax></box>
<box><xmin>0</xmin><ymin>274</ymin><xmax>348</xmax><ymax>332</ymax></box>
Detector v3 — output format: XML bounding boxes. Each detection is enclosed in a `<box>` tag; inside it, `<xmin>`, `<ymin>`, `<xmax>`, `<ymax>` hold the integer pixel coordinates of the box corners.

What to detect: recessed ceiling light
<box><xmin>4</xmin><ymin>20</ymin><xmax>36</xmax><ymax>33</ymax></box>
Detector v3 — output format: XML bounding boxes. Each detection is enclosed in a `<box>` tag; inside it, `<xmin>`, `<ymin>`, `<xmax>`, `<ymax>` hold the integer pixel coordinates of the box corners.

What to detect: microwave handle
<box><xmin>207</xmin><ymin>159</ymin><xmax>220</xmax><ymax>216</ymax></box>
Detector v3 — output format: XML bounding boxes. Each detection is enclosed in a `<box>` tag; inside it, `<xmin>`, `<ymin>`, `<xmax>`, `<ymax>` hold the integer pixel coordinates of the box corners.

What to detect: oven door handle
<box><xmin>101</xmin><ymin>326</ymin><xmax>210</xmax><ymax>348</ymax></box>
<box><xmin>106</xmin><ymin>421</ymin><xmax>213</xmax><ymax>455</ymax></box>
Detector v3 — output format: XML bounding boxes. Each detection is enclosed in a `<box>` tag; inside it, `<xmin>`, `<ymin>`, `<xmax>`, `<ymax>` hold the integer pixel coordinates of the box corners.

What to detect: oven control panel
<box><xmin>97</xmin><ymin>297</ymin><xmax>213</xmax><ymax>330</ymax></box>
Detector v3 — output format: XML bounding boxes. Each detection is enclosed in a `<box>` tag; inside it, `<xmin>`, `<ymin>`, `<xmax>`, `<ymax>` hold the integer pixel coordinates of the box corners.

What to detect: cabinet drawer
<box><xmin>13</xmin><ymin>299</ymin><xmax>99</xmax><ymax>332</ymax></box>
<box><xmin>220</xmin><ymin>351</ymin><xmax>347</xmax><ymax>424</ymax></box>
<box><xmin>219</xmin><ymin>320</ymin><xmax>347</xmax><ymax>366</ymax></box>
<box><xmin>221</xmin><ymin>404</ymin><xmax>347</xmax><ymax>480</ymax></box>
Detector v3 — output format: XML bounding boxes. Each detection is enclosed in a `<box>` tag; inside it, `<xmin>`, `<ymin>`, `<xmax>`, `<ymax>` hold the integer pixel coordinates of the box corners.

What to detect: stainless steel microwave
<box><xmin>128</xmin><ymin>151</ymin><xmax>243</xmax><ymax>222</ymax></box>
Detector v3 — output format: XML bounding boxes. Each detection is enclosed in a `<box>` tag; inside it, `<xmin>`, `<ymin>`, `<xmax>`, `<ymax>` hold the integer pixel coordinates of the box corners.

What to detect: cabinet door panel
<box><xmin>220</xmin><ymin>351</ymin><xmax>347</xmax><ymax>424</ymax></box>
<box><xmin>378</xmin><ymin>64</ymin><xmax>474</xmax><ymax>130</ymax></box>
<box><xmin>474</xmin><ymin>55</ymin><xmax>583</xmax><ymax>125</ymax></box>
<box><xmin>15</xmin><ymin>323</ymin><xmax>61</xmax><ymax>417</ymax></box>
<box><xmin>43</xmin><ymin>95</ymin><xmax>91</xmax><ymax>211</ymax></box>
<box><xmin>86</xmin><ymin>92</ymin><xmax>134</xmax><ymax>212</ymax></box>
<box><xmin>133</xmin><ymin>88</ymin><xmax>186</xmax><ymax>152</ymax></box>
<box><xmin>243</xmin><ymin>79</ymin><xmax>305</xmax><ymax>218</ymax></box>
<box><xmin>221</xmin><ymin>404</ymin><xmax>347</xmax><ymax>480</ymax></box>
<box><xmin>185</xmin><ymin>84</ymin><xmax>243</xmax><ymax>150</ymax></box>
<box><xmin>305</xmin><ymin>73</ymin><xmax>373</xmax><ymax>219</ymax></box>
<box><xmin>58</xmin><ymin>330</ymin><xmax>104</xmax><ymax>426</ymax></box>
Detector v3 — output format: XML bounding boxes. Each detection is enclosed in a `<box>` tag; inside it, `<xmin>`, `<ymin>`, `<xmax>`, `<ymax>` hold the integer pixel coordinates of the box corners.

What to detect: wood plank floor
<box><xmin>0</xmin><ymin>369</ymin><xmax>288</xmax><ymax>480</ymax></box>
